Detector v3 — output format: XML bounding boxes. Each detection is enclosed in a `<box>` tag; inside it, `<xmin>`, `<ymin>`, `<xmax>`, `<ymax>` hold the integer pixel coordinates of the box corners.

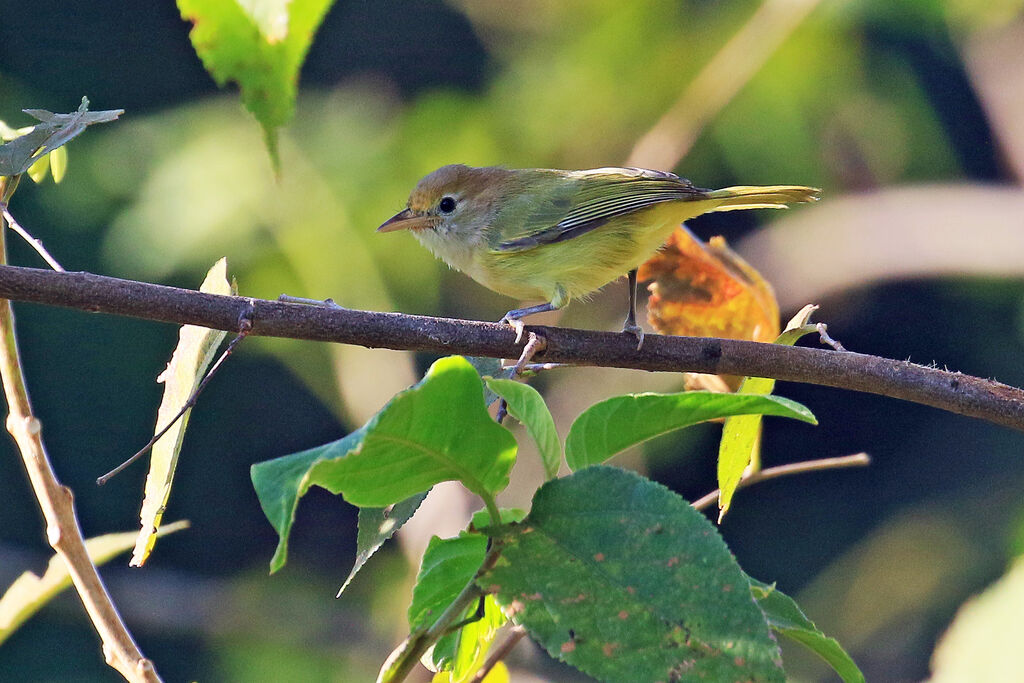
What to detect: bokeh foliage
<box><xmin>2</xmin><ymin>0</ymin><xmax>1024</xmax><ymax>680</ymax></box>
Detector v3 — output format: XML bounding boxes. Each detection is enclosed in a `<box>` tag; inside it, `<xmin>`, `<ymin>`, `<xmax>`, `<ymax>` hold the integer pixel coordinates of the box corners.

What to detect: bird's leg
<box><xmin>621</xmin><ymin>268</ymin><xmax>644</xmax><ymax>350</ymax></box>
<box><xmin>499</xmin><ymin>302</ymin><xmax>557</xmax><ymax>344</ymax></box>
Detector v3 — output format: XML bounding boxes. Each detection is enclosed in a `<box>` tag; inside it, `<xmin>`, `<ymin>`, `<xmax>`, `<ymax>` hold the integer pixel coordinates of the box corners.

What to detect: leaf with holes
<box><xmin>481</xmin><ymin>467</ymin><xmax>784</xmax><ymax>682</ymax></box>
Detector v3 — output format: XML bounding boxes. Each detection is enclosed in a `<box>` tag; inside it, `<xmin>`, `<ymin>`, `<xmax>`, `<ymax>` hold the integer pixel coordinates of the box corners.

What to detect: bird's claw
<box><xmin>500</xmin><ymin>315</ymin><xmax>526</xmax><ymax>344</ymax></box>
<box><xmin>622</xmin><ymin>322</ymin><xmax>644</xmax><ymax>351</ymax></box>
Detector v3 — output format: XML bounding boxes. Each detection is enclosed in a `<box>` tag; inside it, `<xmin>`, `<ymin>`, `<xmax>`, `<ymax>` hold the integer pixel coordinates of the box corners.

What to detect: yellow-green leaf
<box><xmin>177</xmin><ymin>0</ymin><xmax>332</xmax><ymax>169</ymax></box>
<box><xmin>131</xmin><ymin>259</ymin><xmax>235</xmax><ymax>566</ymax></box>
<box><xmin>716</xmin><ymin>304</ymin><xmax>819</xmax><ymax>519</ymax></box>
<box><xmin>0</xmin><ymin>521</ymin><xmax>189</xmax><ymax>645</ymax></box>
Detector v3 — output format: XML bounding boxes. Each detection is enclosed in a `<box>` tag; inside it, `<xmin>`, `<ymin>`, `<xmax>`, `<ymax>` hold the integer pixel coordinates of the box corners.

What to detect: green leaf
<box><xmin>26</xmin><ymin>152</ymin><xmax>49</xmax><ymax>183</ymax></box>
<box><xmin>132</xmin><ymin>258</ymin><xmax>235</xmax><ymax>566</ymax></box>
<box><xmin>929</xmin><ymin>556</ymin><xmax>1024</xmax><ymax>683</ymax></box>
<box><xmin>177</xmin><ymin>0</ymin><xmax>332</xmax><ymax>169</ymax></box>
<box><xmin>0</xmin><ymin>521</ymin><xmax>189</xmax><ymax>646</ymax></box>
<box><xmin>565</xmin><ymin>391</ymin><xmax>816</xmax><ymax>471</ymax></box>
<box><xmin>717</xmin><ymin>305</ymin><xmax>819</xmax><ymax>518</ymax></box>
<box><xmin>408</xmin><ymin>534</ymin><xmax>508</xmax><ymax>679</ymax></box>
<box><xmin>408</xmin><ymin>534</ymin><xmax>488</xmax><ymax>633</ymax></box>
<box><xmin>48</xmin><ymin>146</ymin><xmax>68</xmax><ymax>183</ymax></box>
<box><xmin>750</xmin><ymin>578</ymin><xmax>864</xmax><ymax>683</ymax></box>
<box><xmin>466</xmin><ymin>356</ymin><xmax>506</xmax><ymax>407</ymax></box>
<box><xmin>251</xmin><ymin>356</ymin><xmax>517</xmax><ymax>572</ymax></box>
<box><xmin>470</xmin><ymin>507</ymin><xmax>528</xmax><ymax>530</ymax></box>
<box><xmin>338</xmin><ymin>492</ymin><xmax>428</xmax><ymax>596</ymax></box>
<box><xmin>0</xmin><ymin>97</ymin><xmax>122</xmax><ymax>177</ymax></box>
<box><xmin>432</xmin><ymin>594</ymin><xmax>506</xmax><ymax>680</ymax></box>
<box><xmin>485</xmin><ymin>378</ymin><xmax>561</xmax><ymax>479</ymax></box>
<box><xmin>481</xmin><ymin>466</ymin><xmax>784</xmax><ymax>682</ymax></box>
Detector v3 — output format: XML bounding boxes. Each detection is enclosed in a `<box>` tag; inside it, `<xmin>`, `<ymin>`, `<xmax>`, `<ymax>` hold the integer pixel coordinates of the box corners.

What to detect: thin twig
<box><xmin>96</xmin><ymin>304</ymin><xmax>255</xmax><ymax>485</ymax></box>
<box><xmin>691</xmin><ymin>453</ymin><xmax>871</xmax><ymax>511</ymax></box>
<box><xmin>2</xmin><ymin>206</ymin><xmax>65</xmax><ymax>272</ymax></box>
<box><xmin>471</xmin><ymin>625</ymin><xmax>527</xmax><ymax>682</ymax></box>
<box><xmin>0</xmin><ymin>182</ymin><xmax>161</xmax><ymax>681</ymax></box>
<box><xmin>507</xmin><ymin>361</ymin><xmax>566</xmax><ymax>373</ymax></box>
<box><xmin>817</xmin><ymin>322</ymin><xmax>846</xmax><ymax>351</ymax></box>
<box><xmin>496</xmin><ymin>331</ymin><xmax>547</xmax><ymax>424</ymax></box>
<box><xmin>0</xmin><ymin>265</ymin><xmax>1021</xmax><ymax>433</ymax></box>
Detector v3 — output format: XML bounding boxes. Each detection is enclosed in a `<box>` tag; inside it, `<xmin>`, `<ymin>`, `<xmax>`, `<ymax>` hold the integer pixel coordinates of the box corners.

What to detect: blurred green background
<box><xmin>2</xmin><ymin>1</ymin><xmax>1024</xmax><ymax>680</ymax></box>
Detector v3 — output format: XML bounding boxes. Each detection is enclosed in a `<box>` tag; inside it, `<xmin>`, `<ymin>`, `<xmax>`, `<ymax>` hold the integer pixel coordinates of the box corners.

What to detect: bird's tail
<box><xmin>705</xmin><ymin>185</ymin><xmax>820</xmax><ymax>212</ymax></box>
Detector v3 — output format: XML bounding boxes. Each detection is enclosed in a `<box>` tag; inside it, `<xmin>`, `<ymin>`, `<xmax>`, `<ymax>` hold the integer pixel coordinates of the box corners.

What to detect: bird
<box><xmin>378</xmin><ymin>164</ymin><xmax>819</xmax><ymax>348</ymax></box>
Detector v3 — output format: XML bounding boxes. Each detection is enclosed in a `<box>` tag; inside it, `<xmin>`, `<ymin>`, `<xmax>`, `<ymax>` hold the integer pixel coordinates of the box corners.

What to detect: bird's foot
<box><xmin>499</xmin><ymin>315</ymin><xmax>527</xmax><ymax>344</ymax></box>
<box><xmin>622</xmin><ymin>322</ymin><xmax>644</xmax><ymax>351</ymax></box>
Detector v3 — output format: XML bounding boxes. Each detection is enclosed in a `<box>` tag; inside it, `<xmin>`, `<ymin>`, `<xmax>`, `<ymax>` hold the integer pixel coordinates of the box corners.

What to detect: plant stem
<box><xmin>379</xmin><ymin>542</ymin><xmax>503</xmax><ymax>683</ymax></box>
<box><xmin>0</xmin><ymin>265</ymin><xmax>1021</xmax><ymax>433</ymax></box>
<box><xmin>0</xmin><ymin>183</ymin><xmax>161</xmax><ymax>682</ymax></box>
<box><xmin>471</xmin><ymin>625</ymin><xmax>527</xmax><ymax>682</ymax></box>
<box><xmin>691</xmin><ymin>453</ymin><xmax>871</xmax><ymax>511</ymax></box>
<box><xmin>481</xmin><ymin>493</ymin><xmax>503</xmax><ymax>529</ymax></box>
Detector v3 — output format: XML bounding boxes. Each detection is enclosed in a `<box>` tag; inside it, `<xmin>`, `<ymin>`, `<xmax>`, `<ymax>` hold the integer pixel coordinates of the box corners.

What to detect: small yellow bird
<box><xmin>378</xmin><ymin>164</ymin><xmax>818</xmax><ymax>347</ymax></box>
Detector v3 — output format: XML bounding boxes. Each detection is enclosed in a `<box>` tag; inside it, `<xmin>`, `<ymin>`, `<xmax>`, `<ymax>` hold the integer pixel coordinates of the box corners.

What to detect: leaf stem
<box><xmin>0</xmin><ymin>183</ymin><xmax>161</xmax><ymax>681</ymax></box>
<box><xmin>691</xmin><ymin>453</ymin><xmax>871</xmax><ymax>511</ymax></box>
<box><xmin>379</xmin><ymin>541</ymin><xmax>503</xmax><ymax>683</ymax></box>
<box><xmin>481</xmin><ymin>493</ymin><xmax>503</xmax><ymax>529</ymax></box>
<box><xmin>471</xmin><ymin>625</ymin><xmax>527</xmax><ymax>682</ymax></box>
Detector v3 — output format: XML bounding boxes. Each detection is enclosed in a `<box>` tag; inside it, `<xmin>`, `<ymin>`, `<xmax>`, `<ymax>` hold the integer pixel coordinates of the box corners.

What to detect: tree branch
<box><xmin>0</xmin><ymin>201</ymin><xmax>160</xmax><ymax>681</ymax></box>
<box><xmin>0</xmin><ymin>264</ymin><xmax>1021</xmax><ymax>432</ymax></box>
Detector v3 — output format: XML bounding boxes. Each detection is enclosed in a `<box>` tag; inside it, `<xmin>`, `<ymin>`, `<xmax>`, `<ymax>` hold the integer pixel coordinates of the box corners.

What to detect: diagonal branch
<box><xmin>0</xmin><ymin>264</ymin><xmax>1021</xmax><ymax>432</ymax></box>
<box><xmin>0</xmin><ymin>197</ymin><xmax>160</xmax><ymax>680</ymax></box>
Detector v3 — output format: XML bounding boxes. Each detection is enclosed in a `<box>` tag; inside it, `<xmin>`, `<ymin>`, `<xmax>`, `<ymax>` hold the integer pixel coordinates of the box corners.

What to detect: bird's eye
<box><xmin>438</xmin><ymin>196</ymin><xmax>457</xmax><ymax>214</ymax></box>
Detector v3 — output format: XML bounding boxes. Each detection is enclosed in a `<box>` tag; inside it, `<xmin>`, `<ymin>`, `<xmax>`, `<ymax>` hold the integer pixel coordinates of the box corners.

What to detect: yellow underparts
<box><xmin>469</xmin><ymin>200</ymin><xmax>722</xmax><ymax>306</ymax></box>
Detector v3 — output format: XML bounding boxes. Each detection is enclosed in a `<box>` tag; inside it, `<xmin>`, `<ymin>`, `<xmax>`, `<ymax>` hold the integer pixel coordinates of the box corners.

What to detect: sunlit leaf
<box><xmin>480</xmin><ymin>467</ymin><xmax>785</xmax><ymax>682</ymax></box>
<box><xmin>177</xmin><ymin>0</ymin><xmax>332</xmax><ymax>168</ymax></box>
<box><xmin>407</xmin><ymin>535</ymin><xmax>505</xmax><ymax>680</ymax></box>
<box><xmin>750</xmin><ymin>578</ymin><xmax>864</xmax><ymax>683</ymax></box>
<box><xmin>432</xmin><ymin>594</ymin><xmax>505</xmax><ymax>681</ymax></box>
<box><xmin>338</xmin><ymin>492</ymin><xmax>428</xmax><ymax>596</ymax></box>
<box><xmin>485</xmin><ymin>378</ymin><xmax>561</xmax><ymax>479</ymax></box>
<box><xmin>251</xmin><ymin>356</ymin><xmax>517</xmax><ymax>572</ymax></box>
<box><xmin>929</xmin><ymin>556</ymin><xmax>1024</xmax><ymax>683</ymax></box>
<box><xmin>470</xmin><ymin>507</ymin><xmax>528</xmax><ymax>530</ymax></box>
<box><xmin>0</xmin><ymin>521</ymin><xmax>189</xmax><ymax>645</ymax></box>
<box><xmin>717</xmin><ymin>304</ymin><xmax>819</xmax><ymax>519</ymax></box>
<box><xmin>26</xmin><ymin>152</ymin><xmax>49</xmax><ymax>183</ymax></box>
<box><xmin>565</xmin><ymin>391</ymin><xmax>816</xmax><ymax>471</ymax></box>
<box><xmin>409</xmin><ymin>534</ymin><xmax>488</xmax><ymax>633</ymax></box>
<box><xmin>48</xmin><ymin>146</ymin><xmax>68</xmax><ymax>183</ymax></box>
<box><xmin>0</xmin><ymin>97</ymin><xmax>121</xmax><ymax>177</ymax></box>
<box><xmin>131</xmin><ymin>258</ymin><xmax>235</xmax><ymax>566</ymax></box>
<box><xmin>433</xmin><ymin>659</ymin><xmax>508</xmax><ymax>683</ymax></box>
<box><xmin>639</xmin><ymin>227</ymin><xmax>781</xmax><ymax>392</ymax></box>
<box><xmin>639</xmin><ymin>227</ymin><xmax>780</xmax><ymax>342</ymax></box>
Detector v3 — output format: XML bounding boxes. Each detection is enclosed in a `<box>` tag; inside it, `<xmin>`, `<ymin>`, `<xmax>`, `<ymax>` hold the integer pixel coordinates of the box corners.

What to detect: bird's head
<box><xmin>377</xmin><ymin>164</ymin><xmax>513</xmax><ymax>242</ymax></box>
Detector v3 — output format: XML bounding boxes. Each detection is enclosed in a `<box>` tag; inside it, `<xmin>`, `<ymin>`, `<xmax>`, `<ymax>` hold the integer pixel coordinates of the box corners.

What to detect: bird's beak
<box><xmin>376</xmin><ymin>208</ymin><xmax>436</xmax><ymax>233</ymax></box>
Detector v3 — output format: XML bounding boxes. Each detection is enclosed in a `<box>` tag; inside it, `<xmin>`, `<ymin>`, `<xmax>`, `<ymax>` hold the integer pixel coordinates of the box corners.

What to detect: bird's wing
<box><xmin>491</xmin><ymin>168</ymin><xmax>708</xmax><ymax>252</ymax></box>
